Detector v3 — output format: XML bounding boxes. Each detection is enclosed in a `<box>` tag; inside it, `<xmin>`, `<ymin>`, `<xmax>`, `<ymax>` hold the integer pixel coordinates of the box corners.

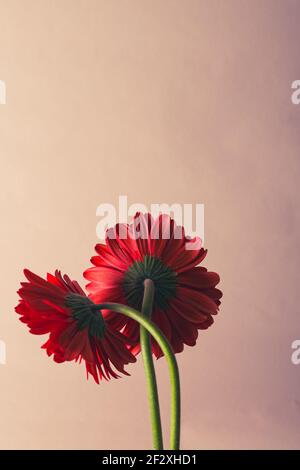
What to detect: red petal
<box><xmin>177</xmin><ymin>267</ymin><xmax>220</xmax><ymax>289</ymax></box>
<box><xmin>83</xmin><ymin>266</ymin><xmax>124</xmax><ymax>286</ymax></box>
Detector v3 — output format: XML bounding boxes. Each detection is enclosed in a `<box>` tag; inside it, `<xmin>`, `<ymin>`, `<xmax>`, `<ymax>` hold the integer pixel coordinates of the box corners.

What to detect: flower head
<box><xmin>15</xmin><ymin>269</ymin><xmax>136</xmax><ymax>383</ymax></box>
<box><xmin>84</xmin><ymin>213</ymin><xmax>222</xmax><ymax>358</ymax></box>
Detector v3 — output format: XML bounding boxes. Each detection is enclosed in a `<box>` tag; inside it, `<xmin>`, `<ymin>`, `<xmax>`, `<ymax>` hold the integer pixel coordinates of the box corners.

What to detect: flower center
<box><xmin>66</xmin><ymin>294</ymin><xmax>106</xmax><ymax>338</ymax></box>
<box><xmin>123</xmin><ymin>255</ymin><xmax>177</xmax><ymax>311</ymax></box>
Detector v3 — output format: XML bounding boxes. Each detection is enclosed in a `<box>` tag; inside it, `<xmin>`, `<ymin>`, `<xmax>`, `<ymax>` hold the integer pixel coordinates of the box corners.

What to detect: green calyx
<box><xmin>66</xmin><ymin>294</ymin><xmax>106</xmax><ymax>338</ymax></box>
<box><xmin>123</xmin><ymin>255</ymin><xmax>177</xmax><ymax>311</ymax></box>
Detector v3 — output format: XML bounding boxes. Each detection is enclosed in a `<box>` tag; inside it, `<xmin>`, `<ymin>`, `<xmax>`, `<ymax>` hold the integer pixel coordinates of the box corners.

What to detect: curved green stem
<box><xmin>140</xmin><ymin>279</ymin><xmax>163</xmax><ymax>449</ymax></box>
<box><xmin>94</xmin><ymin>301</ymin><xmax>181</xmax><ymax>450</ymax></box>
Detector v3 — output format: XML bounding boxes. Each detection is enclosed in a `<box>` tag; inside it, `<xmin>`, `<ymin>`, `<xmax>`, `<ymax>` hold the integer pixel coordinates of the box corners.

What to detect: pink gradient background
<box><xmin>0</xmin><ymin>0</ymin><xmax>300</xmax><ymax>449</ymax></box>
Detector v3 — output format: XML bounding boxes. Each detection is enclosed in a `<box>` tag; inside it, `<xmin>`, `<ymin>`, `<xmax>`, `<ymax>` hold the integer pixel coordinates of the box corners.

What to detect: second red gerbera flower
<box><xmin>15</xmin><ymin>269</ymin><xmax>136</xmax><ymax>383</ymax></box>
<box><xmin>84</xmin><ymin>213</ymin><xmax>222</xmax><ymax>358</ymax></box>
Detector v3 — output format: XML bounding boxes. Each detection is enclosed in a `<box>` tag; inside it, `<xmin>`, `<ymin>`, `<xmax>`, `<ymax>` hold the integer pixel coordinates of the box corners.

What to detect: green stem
<box><xmin>140</xmin><ymin>279</ymin><xmax>163</xmax><ymax>449</ymax></box>
<box><xmin>94</xmin><ymin>301</ymin><xmax>181</xmax><ymax>450</ymax></box>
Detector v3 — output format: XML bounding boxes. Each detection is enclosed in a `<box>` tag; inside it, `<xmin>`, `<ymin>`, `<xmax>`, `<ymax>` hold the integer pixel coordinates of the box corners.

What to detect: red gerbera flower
<box><xmin>15</xmin><ymin>269</ymin><xmax>136</xmax><ymax>383</ymax></box>
<box><xmin>84</xmin><ymin>213</ymin><xmax>222</xmax><ymax>358</ymax></box>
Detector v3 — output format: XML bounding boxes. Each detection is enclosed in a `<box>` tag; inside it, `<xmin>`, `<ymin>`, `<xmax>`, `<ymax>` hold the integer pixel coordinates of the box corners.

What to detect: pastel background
<box><xmin>0</xmin><ymin>0</ymin><xmax>299</xmax><ymax>449</ymax></box>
